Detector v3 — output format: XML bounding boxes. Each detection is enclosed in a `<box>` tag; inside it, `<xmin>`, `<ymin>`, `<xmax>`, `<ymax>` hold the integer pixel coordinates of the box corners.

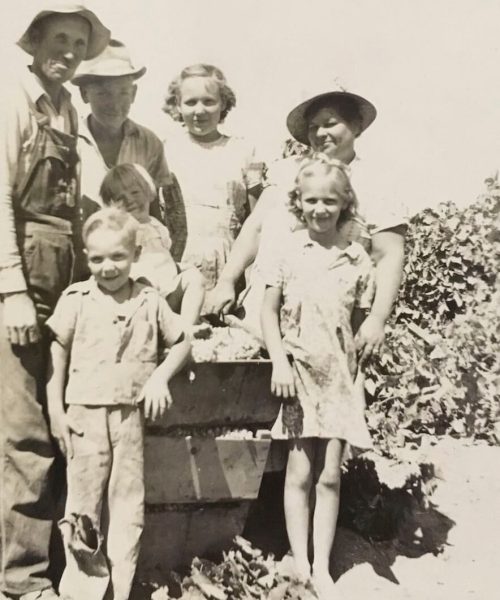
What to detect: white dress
<box><xmin>164</xmin><ymin>127</ymin><xmax>263</xmax><ymax>292</ymax></box>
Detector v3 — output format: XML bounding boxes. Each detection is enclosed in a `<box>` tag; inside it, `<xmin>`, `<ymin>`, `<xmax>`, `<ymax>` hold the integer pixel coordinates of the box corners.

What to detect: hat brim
<box><xmin>286</xmin><ymin>91</ymin><xmax>377</xmax><ymax>145</ymax></box>
<box><xmin>71</xmin><ymin>66</ymin><xmax>147</xmax><ymax>86</ymax></box>
<box><xmin>17</xmin><ymin>6</ymin><xmax>111</xmax><ymax>60</ymax></box>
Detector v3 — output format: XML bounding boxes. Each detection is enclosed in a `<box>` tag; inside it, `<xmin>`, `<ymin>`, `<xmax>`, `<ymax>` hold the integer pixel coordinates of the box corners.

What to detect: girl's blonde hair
<box><xmin>83</xmin><ymin>207</ymin><xmax>138</xmax><ymax>249</ymax></box>
<box><xmin>163</xmin><ymin>63</ymin><xmax>236</xmax><ymax>123</ymax></box>
<box><xmin>288</xmin><ymin>155</ymin><xmax>358</xmax><ymax>226</ymax></box>
<box><xmin>99</xmin><ymin>163</ymin><xmax>156</xmax><ymax>206</ymax></box>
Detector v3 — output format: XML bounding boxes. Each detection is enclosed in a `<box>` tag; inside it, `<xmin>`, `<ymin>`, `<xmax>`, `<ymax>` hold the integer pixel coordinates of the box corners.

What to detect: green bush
<box><xmin>366</xmin><ymin>179</ymin><xmax>500</xmax><ymax>454</ymax></box>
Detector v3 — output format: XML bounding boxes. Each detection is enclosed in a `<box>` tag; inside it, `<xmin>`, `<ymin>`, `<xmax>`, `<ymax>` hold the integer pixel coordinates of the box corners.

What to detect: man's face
<box><xmin>307</xmin><ymin>106</ymin><xmax>358</xmax><ymax>163</ymax></box>
<box><xmin>82</xmin><ymin>77</ymin><xmax>137</xmax><ymax>130</ymax></box>
<box><xmin>31</xmin><ymin>14</ymin><xmax>90</xmax><ymax>86</ymax></box>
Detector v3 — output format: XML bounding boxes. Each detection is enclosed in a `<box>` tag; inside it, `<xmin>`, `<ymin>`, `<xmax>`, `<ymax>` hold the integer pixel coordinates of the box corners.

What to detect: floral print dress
<box><xmin>261</xmin><ymin>230</ymin><xmax>375</xmax><ymax>447</ymax></box>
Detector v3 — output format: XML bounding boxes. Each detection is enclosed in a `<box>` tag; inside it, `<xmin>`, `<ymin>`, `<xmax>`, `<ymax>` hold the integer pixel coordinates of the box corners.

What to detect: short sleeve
<box><xmin>354</xmin><ymin>252</ymin><xmax>376</xmax><ymax>310</ymax></box>
<box><xmin>45</xmin><ymin>290</ymin><xmax>80</xmax><ymax>347</ymax></box>
<box><xmin>257</xmin><ymin>235</ymin><xmax>288</xmax><ymax>289</ymax></box>
<box><xmin>157</xmin><ymin>295</ymin><xmax>184</xmax><ymax>348</ymax></box>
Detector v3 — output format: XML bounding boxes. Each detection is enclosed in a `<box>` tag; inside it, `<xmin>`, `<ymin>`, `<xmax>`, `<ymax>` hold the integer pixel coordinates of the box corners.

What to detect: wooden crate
<box><xmin>145</xmin><ymin>436</ymin><xmax>272</xmax><ymax>503</ymax></box>
<box><xmin>150</xmin><ymin>360</ymin><xmax>279</xmax><ymax>428</ymax></box>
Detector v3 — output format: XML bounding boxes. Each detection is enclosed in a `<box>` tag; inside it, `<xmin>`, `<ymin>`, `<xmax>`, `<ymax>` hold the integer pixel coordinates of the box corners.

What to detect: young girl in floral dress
<box><xmin>260</xmin><ymin>157</ymin><xmax>375</xmax><ymax>599</ymax></box>
<box><xmin>162</xmin><ymin>64</ymin><xmax>264</xmax><ymax>301</ymax></box>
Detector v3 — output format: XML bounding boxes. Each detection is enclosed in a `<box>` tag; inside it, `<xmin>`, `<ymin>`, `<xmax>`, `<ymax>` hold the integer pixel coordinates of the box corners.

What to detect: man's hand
<box><xmin>205</xmin><ymin>280</ymin><xmax>236</xmax><ymax>315</ymax></box>
<box><xmin>355</xmin><ymin>313</ymin><xmax>386</xmax><ymax>364</ymax></box>
<box><xmin>2</xmin><ymin>292</ymin><xmax>40</xmax><ymax>346</ymax></box>
<box><xmin>141</xmin><ymin>369</ymin><xmax>172</xmax><ymax>421</ymax></box>
<box><xmin>49</xmin><ymin>410</ymin><xmax>83</xmax><ymax>459</ymax></box>
<box><xmin>271</xmin><ymin>358</ymin><xmax>296</xmax><ymax>399</ymax></box>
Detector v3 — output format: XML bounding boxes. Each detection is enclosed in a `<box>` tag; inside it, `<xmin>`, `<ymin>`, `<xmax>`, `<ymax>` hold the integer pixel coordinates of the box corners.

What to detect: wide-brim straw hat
<box><xmin>71</xmin><ymin>39</ymin><xmax>146</xmax><ymax>85</ymax></box>
<box><xmin>17</xmin><ymin>2</ymin><xmax>110</xmax><ymax>60</ymax></box>
<box><xmin>287</xmin><ymin>90</ymin><xmax>377</xmax><ymax>145</ymax></box>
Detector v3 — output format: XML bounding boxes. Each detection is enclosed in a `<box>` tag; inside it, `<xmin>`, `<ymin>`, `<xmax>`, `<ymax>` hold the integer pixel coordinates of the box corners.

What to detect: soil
<box><xmin>244</xmin><ymin>438</ymin><xmax>500</xmax><ymax>600</ymax></box>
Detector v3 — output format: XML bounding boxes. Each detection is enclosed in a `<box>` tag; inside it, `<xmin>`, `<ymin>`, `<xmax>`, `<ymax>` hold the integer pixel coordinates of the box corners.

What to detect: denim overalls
<box><xmin>0</xmin><ymin>93</ymin><xmax>80</xmax><ymax>597</ymax></box>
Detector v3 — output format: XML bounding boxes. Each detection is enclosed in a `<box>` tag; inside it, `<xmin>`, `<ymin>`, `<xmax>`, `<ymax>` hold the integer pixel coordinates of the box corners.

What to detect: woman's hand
<box><xmin>2</xmin><ymin>292</ymin><xmax>40</xmax><ymax>346</ymax></box>
<box><xmin>205</xmin><ymin>279</ymin><xmax>236</xmax><ymax>315</ymax></box>
<box><xmin>49</xmin><ymin>409</ymin><xmax>83</xmax><ymax>459</ymax></box>
<box><xmin>355</xmin><ymin>313</ymin><xmax>386</xmax><ymax>364</ymax></box>
<box><xmin>141</xmin><ymin>369</ymin><xmax>172</xmax><ymax>421</ymax></box>
<box><xmin>271</xmin><ymin>358</ymin><xmax>296</xmax><ymax>398</ymax></box>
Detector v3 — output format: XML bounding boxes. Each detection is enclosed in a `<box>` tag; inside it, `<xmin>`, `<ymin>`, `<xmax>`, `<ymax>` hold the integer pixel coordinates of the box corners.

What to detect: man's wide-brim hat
<box><xmin>286</xmin><ymin>90</ymin><xmax>377</xmax><ymax>145</ymax></box>
<box><xmin>17</xmin><ymin>2</ymin><xmax>110</xmax><ymax>61</ymax></box>
<box><xmin>71</xmin><ymin>39</ymin><xmax>146</xmax><ymax>85</ymax></box>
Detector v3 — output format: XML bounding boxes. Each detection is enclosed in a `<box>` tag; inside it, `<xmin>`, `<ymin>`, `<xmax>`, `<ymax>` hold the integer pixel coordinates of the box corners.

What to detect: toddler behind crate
<box><xmin>100</xmin><ymin>163</ymin><xmax>205</xmax><ymax>328</ymax></box>
<box><xmin>46</xmin><ymin>207</ymin><xmax>191</xmax><ymax>600</ymax></box>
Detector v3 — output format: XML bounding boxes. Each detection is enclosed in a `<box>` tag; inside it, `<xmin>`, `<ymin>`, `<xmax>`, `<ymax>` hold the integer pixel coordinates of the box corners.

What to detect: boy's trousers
<box><xmin>59</xmin><ymin>405</ymin><xmax>144</xmax><ymax>600</ymax></box>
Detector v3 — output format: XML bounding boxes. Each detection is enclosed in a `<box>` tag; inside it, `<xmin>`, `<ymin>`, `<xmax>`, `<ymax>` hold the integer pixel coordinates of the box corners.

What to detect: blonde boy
<box><xmin>100</xmin><ymin>163</ymin><xmax>205</xmax><ymax>327</ymax></box>
<box><xmin>46</xmin><ymin>208</ymin><xmax>190</xmax><ymax>600</ymax></box>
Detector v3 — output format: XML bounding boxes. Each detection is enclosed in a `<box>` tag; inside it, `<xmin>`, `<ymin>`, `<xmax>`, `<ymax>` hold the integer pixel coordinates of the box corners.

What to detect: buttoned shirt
<box><xmin>46</xmin><ymin>278</ymin><xmax>183</xmax><ymax>406</ymax></box>
<box><xmin>0</xmin><ymin>68</ymin><xmax>77</xmax><ymax>293</ymax></box>
<box><xmin>78</xmin><ymin>116</ymin><xmax>171</xmax><ymax>208</ymax></box>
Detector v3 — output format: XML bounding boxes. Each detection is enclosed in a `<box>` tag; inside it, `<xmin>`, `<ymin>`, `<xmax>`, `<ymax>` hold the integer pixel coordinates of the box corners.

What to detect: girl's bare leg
<box><xmin>312</xmin><ymin>438</ymin><xmax>344</xmax><ymax>597</ymax></box>
<box><xmin>284</xmin><ymin>439</ymin><xmax>315</xmax><ymax>580</ymax></box>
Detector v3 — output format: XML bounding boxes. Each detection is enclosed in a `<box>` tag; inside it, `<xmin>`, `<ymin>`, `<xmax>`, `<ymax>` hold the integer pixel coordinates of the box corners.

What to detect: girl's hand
<box><xmin>141</xmin><ymin>369</ymin><xmax>173</xmax><ymax>421</ymax></box>
<box><xmin>355</xmin><ymin>314</ymin><xmax>386</xmax><ymax>364</ymax></box>
<box><xmin>49</xmin><ymin>410</ymin><xmax>83</xmax><ymax>459</ymax></box>
<box><xmin>271</xmin><ymin>358</ymin><xmax>296</xmax><ymax>398</ymax></box>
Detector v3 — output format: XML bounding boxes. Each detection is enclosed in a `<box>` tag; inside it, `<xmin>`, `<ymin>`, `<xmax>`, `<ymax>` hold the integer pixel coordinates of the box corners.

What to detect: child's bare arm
<box><xmin>141</xmin><ymin>334</ymin><xmax>191</xmax><ymax>420</ymax></box>
<box><xmin>261</xmin><ymin>285</ymin><xmax>296</xmax><ymax>398</ymax></box>
<box><xmin>46</xmin><ymin>340</ymin><xmax>82</xmax><ymax>458</ymax></box>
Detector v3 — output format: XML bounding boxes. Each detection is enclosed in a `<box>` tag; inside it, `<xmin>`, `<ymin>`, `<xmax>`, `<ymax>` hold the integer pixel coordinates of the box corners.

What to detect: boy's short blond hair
<box><xmin>83</xmin><ymin>207</ymin><xmax>138</xmax><ymax>248</ymax></box>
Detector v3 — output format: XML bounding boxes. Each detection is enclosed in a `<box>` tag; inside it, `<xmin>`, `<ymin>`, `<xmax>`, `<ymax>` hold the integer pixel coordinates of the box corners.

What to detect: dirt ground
<box><xmin>245</xmin><ymin>438</ymin><xmax>500</xmax><ymax>600</ymax></box>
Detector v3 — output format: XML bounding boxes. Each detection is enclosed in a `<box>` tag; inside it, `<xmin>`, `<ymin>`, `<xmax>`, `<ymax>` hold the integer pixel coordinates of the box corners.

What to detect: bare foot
<box><xmin>313</xmin><ymin>568</ymin><xmax>340</xmax><ymax>600</ymax></box>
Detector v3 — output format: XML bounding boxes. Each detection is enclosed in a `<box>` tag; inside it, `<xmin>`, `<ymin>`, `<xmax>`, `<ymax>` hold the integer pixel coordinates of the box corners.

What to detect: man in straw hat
<box><xmin>208</xmin><ymin>87</ymin><xmax>407</xmax><ymax>361</ymax></box>
<box><xmin>71</xmin><ymin>40</ymin><xmax>186</xmax><ymax>260</ymax></box>
<box><xmin>0</xmin><ymin>3</ymin><xmax>110</xmax><ymax>599</ymax></box>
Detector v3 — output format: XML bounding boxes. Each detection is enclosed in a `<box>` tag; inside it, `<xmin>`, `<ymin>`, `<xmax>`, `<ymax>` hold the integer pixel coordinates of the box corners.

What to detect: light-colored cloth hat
<box><xmin>17</xmin><ymin>2</ymin><xmax>110</xmax><ymax>60</ymax></box>
<box><xmin>286</xmin><ymin>90</ymin><xmax>377</xmax><ymax>145</ymax></box>
<box><xmin>71</xmin><ymin>39</ymin><xmax>146</xmax><ymax>86</ymax></box>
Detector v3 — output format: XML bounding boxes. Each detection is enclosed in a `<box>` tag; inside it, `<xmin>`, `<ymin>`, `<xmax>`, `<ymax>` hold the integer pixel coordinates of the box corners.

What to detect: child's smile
<box><xmin>299</xmin><ymin>175</ymin><xmax>344</xmax><ymax>240</ymax></box>
<box><xmin>86</xmin><ymin>229</ymin><xmax>139</xmax><ymax>295</ymax></box>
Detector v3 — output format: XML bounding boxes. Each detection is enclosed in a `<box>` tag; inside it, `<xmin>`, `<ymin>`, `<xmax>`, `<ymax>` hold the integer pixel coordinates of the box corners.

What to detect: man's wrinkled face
<box><xmin>31</xmin><ymin>14</ymin><xmax>90</xmax><ymax>86</ymax></box>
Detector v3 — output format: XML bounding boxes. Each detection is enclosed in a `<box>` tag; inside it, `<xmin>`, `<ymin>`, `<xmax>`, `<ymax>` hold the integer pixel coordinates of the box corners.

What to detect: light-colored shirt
<box><xmin>0</xmin><ymin>68</ymin><xmax>76</xmax><ymax>293</ymax></box>
<box><xmin>78</xmin><ymin>116</ymin><xmax>171</xmax><ymax>207</ymax></box>
<box><xmin>46</xmin><ymin>278</ymin><xmax>183</xmax><ymax>406</ymax></box>
<box><xmin>131</xmin><ymin>217</ymin><xmax>179</xmax><ymax>296</ymax></box>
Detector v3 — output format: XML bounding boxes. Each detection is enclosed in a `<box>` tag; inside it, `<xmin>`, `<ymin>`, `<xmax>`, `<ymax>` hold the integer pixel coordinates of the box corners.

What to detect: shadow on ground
<box><xmin>243</xmin><ymin>470</ymin><xmax>455</xmax><ymax>586</ymax></box>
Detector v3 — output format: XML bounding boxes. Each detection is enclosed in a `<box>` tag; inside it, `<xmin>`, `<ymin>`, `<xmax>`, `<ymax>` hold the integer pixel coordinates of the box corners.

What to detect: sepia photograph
<box><xmin>0</xmin><ymin>1</ymin><xmax>499</xmax><ymax>599</ymax></box>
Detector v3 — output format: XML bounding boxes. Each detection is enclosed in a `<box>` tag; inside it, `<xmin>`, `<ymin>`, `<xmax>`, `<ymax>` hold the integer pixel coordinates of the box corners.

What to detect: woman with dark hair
<box><xmin>208</xmin><ymin>88</ymin><xmax>406</xmax><ymax>361</ymax></box>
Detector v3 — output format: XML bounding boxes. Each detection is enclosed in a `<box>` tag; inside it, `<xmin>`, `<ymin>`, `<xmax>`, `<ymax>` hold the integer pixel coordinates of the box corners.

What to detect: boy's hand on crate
<box><xmin>141</xmin><ymin>369</ymin><xmax>173</xmax><ymax>420</ymax></box>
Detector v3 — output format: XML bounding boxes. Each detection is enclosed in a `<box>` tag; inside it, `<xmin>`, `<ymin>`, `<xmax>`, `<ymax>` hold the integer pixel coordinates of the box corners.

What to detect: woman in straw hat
<box><xmin>0</xmin><ymin>3</ymin><xmax>110</xmax><ymax>599</ymax></box>
<box><xmin>208</xmin><ymin>88</ymin><xmax>406</xmax><ymax>363</ymax></box>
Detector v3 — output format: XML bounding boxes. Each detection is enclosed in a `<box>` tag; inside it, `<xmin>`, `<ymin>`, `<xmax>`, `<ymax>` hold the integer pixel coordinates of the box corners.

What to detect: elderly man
<box><xmin>0</xmin><ymin>4</ymin><xmax>109</xmax><ymax>599</ymax></box>
<box><xmin>71</xmin><ymin>40</ymin><xmax>186</xmax><ymax>259</ymax></box>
